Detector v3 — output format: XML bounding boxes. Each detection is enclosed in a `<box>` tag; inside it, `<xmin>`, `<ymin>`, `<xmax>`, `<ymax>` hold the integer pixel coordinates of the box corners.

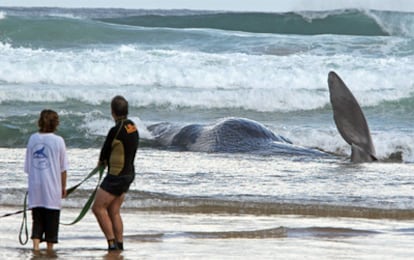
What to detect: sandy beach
<box><xmin>1</xmin><ymin>205</ymin><xmax>414</xmax><ymax>259</ymax></box>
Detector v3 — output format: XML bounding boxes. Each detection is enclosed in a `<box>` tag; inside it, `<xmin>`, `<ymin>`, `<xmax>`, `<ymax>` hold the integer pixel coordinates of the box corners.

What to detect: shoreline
<box><xmin>2</xmin><ymin>206</ymin><xmax>414</xmax><ymax>259</ymax></box>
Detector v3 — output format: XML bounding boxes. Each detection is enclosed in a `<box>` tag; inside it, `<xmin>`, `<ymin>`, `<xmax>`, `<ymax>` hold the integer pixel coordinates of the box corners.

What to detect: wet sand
<box><xmin>2</xmin><ymin>206</ymin><xmax>414</xmax><ymax>259</ymax></box>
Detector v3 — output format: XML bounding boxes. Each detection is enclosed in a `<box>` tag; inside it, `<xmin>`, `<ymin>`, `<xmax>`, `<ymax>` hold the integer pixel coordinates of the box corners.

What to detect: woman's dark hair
<box><xmin>38</xmin><ymin>109</ymin><xmax>59</xmax><ymax>133</ymax></box>
<box><xmin>111</xmin><ymin>95</ymin><xmax>128</xmax><ymax>117</ymax></box>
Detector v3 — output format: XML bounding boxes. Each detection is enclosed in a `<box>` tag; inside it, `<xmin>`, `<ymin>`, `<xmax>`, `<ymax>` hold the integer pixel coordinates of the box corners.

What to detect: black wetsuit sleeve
<box><xmin>119</xmin><ymin>120</ymin><xmax>139</xmax><ymax>175</ymax></box>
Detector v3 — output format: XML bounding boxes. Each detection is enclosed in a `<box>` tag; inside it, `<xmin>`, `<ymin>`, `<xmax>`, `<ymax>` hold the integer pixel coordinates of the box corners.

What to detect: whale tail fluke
<box><xmin>327</xmin><ymin>71</ymin><xmax>377</xmax><ymax>163</ymax></box>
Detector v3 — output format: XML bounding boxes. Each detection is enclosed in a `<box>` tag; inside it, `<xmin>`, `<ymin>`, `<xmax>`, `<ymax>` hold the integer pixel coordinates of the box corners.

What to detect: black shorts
<box><xmin>31</xmin><ymin>207</ymin><xmax>60</xmax><ymax>243</ymax></box>
<box><xmin>100</xmin><ymin>174</ymin><xmax>134</xmax><ymax>196</ymax></box>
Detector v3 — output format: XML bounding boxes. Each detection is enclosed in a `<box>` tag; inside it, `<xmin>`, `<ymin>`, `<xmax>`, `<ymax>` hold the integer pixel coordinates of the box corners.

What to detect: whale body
<box><xmin>147</xmin><ymin>117</ymin><xmax>328</xmax><ymax>157</ymax></box>
<box><xmin>146</xmin><ymin>71</ymin><xmax>376</xmax><ymax>162</ymax></box>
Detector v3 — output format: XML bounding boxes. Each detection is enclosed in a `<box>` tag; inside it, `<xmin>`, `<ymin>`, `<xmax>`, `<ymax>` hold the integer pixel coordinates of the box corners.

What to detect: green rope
<box><xmin>66</xmin><ymin>166</ymin><xmax>104</xmax><ymax>196</ymax></box>
<box><xmin>18</xmin><ymin>165</ymin><xmax>105</xmax><ymax>245</ymax></box>
<box><xmin>18</xmin><ymin>192</ymin><xmax>28</xmax><ymax>245</ymax></box>
<box><xmin>61</xmin><ymin>165</ymin><xmax>105</xmax><ymax>225</ymax></box>
<box><xmin>0</xmin><ymin>209</ymin><xmax>25</xmax><ymax>219</ymax></box>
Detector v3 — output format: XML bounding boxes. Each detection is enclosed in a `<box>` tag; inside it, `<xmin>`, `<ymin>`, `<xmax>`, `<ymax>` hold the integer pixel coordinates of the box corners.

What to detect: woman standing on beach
<box><xmin>24</xmin><ymin>109</ymin><xmax>69</xmax><ymax>252</ymax></box>
<box><xmin>92</xmin><ymin>95</ymin><xmax>139</xmax><ymax>251</ymax></box>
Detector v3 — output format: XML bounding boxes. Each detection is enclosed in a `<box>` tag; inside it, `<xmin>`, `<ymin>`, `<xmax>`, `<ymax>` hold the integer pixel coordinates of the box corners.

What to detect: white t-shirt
<box><xmin>24</xmin><ymin>132</ymin><xmax>68</xmax><ymax>210</ymax></box>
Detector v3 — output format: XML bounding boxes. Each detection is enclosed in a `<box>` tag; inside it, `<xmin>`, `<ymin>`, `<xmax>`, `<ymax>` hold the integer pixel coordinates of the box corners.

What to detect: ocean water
<box><xmin>1</xmin><ymin>6</ymin><xmax>414</xmax><ymax>259</ymax></box>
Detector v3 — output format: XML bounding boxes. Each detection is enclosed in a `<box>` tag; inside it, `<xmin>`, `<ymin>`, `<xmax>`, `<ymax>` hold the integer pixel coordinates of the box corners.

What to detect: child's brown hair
<box><xmin>38</xmin><ymin>109</ymin><xmax>59</xmax><ymax>133</ymax></box>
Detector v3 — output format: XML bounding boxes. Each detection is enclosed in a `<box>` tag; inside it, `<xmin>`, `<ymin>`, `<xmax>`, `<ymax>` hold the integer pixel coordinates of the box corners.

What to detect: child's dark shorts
<box><xmin>31</xmin><ymin>207</ymin><xmax>60</xmax><ymax>243</ymax></box>
<box><xmin>100</xmin><ymin>174</ymin><xmax>135</xmax><ymax>196</ymax></box>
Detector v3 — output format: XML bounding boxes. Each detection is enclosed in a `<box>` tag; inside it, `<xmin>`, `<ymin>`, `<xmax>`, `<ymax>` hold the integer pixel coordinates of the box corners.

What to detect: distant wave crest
<box><xmin>1</xmin><ymin>7</ymin><xmax>414</xmax><ymax>37</ymax></box>
<box><xmin>99</xmin><ymin>9</ymin><xmax>390</xmax><ymax>36</ymax></box>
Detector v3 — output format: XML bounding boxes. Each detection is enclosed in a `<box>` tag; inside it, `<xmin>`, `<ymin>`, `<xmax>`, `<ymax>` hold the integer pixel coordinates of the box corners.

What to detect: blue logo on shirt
<box><xmin>32</xmin><ymin>144</ymin><xmax>50</xmax><ymax>169</ymax></box>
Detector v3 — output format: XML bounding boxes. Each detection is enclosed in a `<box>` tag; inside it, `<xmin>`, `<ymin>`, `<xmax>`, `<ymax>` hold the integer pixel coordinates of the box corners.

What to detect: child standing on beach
<box><xmin>24</xmin><ymin>109</ymin><xmax>68</xmax><ymax>252</ymax></box>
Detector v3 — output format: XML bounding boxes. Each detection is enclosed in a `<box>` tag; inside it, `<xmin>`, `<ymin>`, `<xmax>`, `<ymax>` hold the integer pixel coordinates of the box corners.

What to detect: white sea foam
<box><xmin>0</xmin><ymin>42</ymin><xmax>413</xmax><ymax>112</ymax></box>
<box><xmin>274</xmin><ymin>125</ymin><xmax>414</xmax><ymax>162</ymax></box>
